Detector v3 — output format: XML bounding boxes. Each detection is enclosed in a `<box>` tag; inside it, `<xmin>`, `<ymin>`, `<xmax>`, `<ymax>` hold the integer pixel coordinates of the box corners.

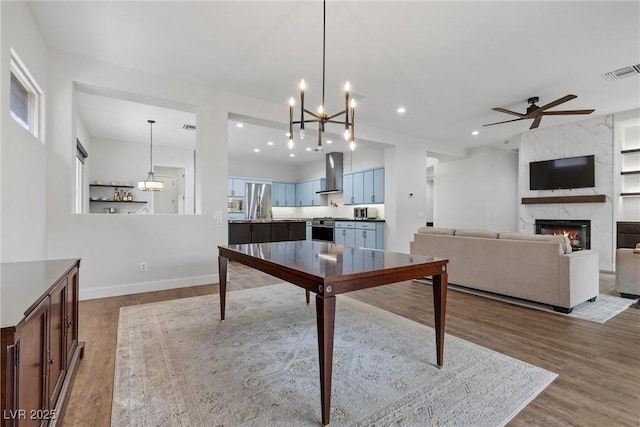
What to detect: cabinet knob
<box><xmin>48</xmin><ymin>359</ymin><xmax>54</xmax><ymax>365</ymax></box>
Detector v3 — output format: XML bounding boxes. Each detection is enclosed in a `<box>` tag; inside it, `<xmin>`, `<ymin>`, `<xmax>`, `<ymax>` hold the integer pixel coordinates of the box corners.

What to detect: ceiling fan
<box><xmin>483</xmin><ymin>95</ymin><xmax>595</xmax><ymax>130</ymax></box>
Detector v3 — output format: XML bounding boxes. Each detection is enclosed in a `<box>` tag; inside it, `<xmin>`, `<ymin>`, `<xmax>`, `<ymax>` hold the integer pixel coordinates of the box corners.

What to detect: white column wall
<box><xmin>434</xmin><ymin>147</ymin><xmax>518</xmax><ymax>232</ymax></box>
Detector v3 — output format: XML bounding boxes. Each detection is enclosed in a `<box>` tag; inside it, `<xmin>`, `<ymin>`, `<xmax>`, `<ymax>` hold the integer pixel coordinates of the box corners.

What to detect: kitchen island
<box><xmin>228</xmin><ymin>219</ymin><xmax>309</xmax><ymax>244</ymax></box>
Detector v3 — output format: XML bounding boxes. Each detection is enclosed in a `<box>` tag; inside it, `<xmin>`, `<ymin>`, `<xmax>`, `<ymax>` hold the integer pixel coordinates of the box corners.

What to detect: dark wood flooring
<box><xmin>62</xmin><ymin>262</ymin><xmax>640</xmax><ymax>426</ymax></box>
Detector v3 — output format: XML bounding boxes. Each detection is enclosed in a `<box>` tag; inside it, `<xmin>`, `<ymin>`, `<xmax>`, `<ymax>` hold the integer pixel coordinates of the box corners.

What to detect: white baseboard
<box><xmin>79</xmin><ymin>274</ymin><xmax>219</xmax><ymax>300</ymax></box>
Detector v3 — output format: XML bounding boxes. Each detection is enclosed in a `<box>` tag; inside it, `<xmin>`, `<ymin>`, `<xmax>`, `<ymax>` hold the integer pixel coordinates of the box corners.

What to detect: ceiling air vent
<box><xmin>182</xmin><ymin>124</ymin><xmax>196</xmax><ymax>130</ymax></box>
<box><xmin>602</xmin><ymin>64</ymin><xmax>640</xmax><ymax>82</ymax></box>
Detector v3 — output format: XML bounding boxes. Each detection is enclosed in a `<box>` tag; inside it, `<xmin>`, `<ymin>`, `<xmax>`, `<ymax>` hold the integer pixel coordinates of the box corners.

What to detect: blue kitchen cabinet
<box><xmin>285</xmin><ymin>183</ymin><xmax>296</xmax><ymax>206</ymax></box>
<box><xmin>272</xmin><ymin>182</ymin><xmax>285</xmax><ymax>206</ymax></box>
<box><xmin>353</xmin><ymin>172</ymin><xmax>365</xmax><ymax>204</ymax></box>
<box><xmin>295</xmin><ymin>179</ymin><xmax>326</xmax><ymax>206</ymax></box>
<box><xmin>228</xmin><ymin>177</ymin><xmax>246</xmax><ymax>197</ymax></box>
<box><xmin>335</xmin><ymin>221</ymin><xmax>356</xmax><ymax>246</ymax></box>
<box><xmin>343</xmin><ymin>173</ymin><xmax>354</xmax><ymax>205</ymax></box>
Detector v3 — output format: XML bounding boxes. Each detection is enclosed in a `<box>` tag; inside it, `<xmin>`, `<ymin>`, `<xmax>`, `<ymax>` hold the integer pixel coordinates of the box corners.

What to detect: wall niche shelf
<box><xmin>521</xmin><ymin>195</ymin><xmax>606</xmax><ymax>204</ymax></box>
<box><xmin>89</xmin><ymin>200</ymin><xmax>147</xmax><ymax>203</ymax></box>
<box><xmin>620</xmin><ymin>170</ymin><xmax>640</xmax><ymax>176</ymax></box>
<box><xmin>621</xmin><ymin>192</ymin><xmax>640</xmax><ymax>197</ymax></box>
<box><xmin>90</xmin><ymin>184</ymin><xmax>134</xmax><ymax>188</ymax></box>
<box><xmin>621</xmin><ymin>148</ymin><xmax>640</xmax><ymax>155</ymax></box>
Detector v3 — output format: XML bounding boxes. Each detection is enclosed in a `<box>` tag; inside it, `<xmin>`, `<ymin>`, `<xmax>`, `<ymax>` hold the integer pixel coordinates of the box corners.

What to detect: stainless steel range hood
<box><xmin>316</xmin><ymin>152</ymin><xmax>343</xmax><ymax>194</ymax></box>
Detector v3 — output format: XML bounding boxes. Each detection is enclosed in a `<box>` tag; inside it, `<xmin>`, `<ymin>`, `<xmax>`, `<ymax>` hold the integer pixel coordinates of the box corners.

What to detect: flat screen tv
<box><xmin>529</xmin><ymin>155</ymin><xmax>595</xmax><ymax>190</ymax></box>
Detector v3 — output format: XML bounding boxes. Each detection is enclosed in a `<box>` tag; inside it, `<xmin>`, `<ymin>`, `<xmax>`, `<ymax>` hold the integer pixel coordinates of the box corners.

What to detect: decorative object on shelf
<box><xmin>138</xmin><ymin>119</ymin><xmax>164</xmax><ymax>192</ymax></box>
<box><xmin>287</xmin><ymin>0</ymin><xmax>356</xmax><ymax>152</ymax></box>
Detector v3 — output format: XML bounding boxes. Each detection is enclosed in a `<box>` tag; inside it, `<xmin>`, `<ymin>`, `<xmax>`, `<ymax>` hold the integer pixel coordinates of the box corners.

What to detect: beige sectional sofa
<box><xmin>410</xmin><ymin>227</ymin><xmax>600</xmax><ymax>313</ymax></box>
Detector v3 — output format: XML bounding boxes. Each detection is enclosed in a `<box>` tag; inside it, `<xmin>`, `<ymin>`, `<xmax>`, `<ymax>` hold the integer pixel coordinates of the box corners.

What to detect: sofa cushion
<box><xmin>499</xmin><ymin>232</ymin><xmax>572</xmax><ymax>254</ymax></box>
<box><xmin>417</xmin><ymin>227</ymin><xmax>456</xmax><ymax>235</ymax></box>
<box><xmin>454</xmin><ymin>229</ymin><xmax>499</xmax><ymax>239</ymax></box>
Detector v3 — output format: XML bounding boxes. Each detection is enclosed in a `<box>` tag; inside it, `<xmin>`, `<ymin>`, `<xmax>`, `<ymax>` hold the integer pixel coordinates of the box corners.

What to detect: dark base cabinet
<box><xmin>1</xmin><ymin>259</ymin><xmax>84</xmax><ymax>427</ymax></box>
<box><xmin>617</xmin><ymin>221</ymin><xmax>640</xmax><ymax>249</ymax></box>
<box><xmin>229</xmin><ymin>221</ymin><xmax>307</xmax><ymax>244</ymax></box>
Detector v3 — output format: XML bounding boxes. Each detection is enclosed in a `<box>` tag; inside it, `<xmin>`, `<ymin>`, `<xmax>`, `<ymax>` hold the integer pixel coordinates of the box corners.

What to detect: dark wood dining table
<box><xmin>218</xmin><ymin>240</ymin><xmax>448</xmax><ymax>426</ymax></box>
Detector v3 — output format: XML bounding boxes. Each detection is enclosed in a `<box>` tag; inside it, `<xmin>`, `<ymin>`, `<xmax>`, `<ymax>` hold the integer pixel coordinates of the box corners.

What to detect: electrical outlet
<box><xmin>140</xmin><ymin>262</ymin><xmax>148</xmax><ymax>272</ymax></box>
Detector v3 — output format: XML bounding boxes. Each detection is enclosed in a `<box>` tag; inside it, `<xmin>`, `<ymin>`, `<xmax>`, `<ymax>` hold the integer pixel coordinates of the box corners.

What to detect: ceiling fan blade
<box><xmin>530</xmin><ymin>116</ymin><xmax>543</xmax><ymax>129</ymax></box>
<box><xmin>540</xmin><ymin>109</ymin><xmax>595</xmax><ymax>115</ymax></box>
<box><xmin>537</xmin><ymin>94</ymin><xmax>577</xmax><ymax>111</ymax></box>
<box><xmin>483</xmin><ymin>117</ymin><xmax>526</xmax><ymax>127</ymax></box>
<box><xmin>492</xmin><ymin>107</ymin><xmax>524</xmax><ymax>117</ymax></box>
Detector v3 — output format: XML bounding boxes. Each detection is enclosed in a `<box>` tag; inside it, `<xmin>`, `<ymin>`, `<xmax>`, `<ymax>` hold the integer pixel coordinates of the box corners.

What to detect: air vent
<box><xmin>602</xmin><ymin>64</ymin><xmax>640</xmax><ymax>81</ymax></box>
<box><xmin>182</xmin><ymin>124</ymin><xmax>196</xmax><ymax>130</ymax></box>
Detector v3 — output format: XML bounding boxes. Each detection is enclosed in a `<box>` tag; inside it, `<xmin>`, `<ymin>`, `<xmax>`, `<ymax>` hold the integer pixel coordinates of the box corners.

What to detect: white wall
<box><xmin>228</xmin><ymin>157</ymin><xmax>298</xmax><ymax>182</ymax></box>
<box><xmin>519</xmin><ymin>115</ymin><xmax>614</xmax><ymax>270</ymax></box>
<box><xmin>1</xmin><ymin>1</ymin><xmax>49</xmax><ymax>262</ymax></box>
<box><xmin>433</xmin><ymin>147</ymin><xmax>518</xmax><ymax>231</ymax></box>
<box><xmin>89</xmin><ymin>138</ymin><xmax>195</xmax><ymax>214</ymax></box>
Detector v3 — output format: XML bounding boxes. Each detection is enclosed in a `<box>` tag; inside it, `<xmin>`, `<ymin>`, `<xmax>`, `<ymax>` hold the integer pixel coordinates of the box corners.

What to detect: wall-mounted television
<box><xmin>529</xmin><ymin>155</ymin><xmax>595</xmax><ymax>190</ymax></box>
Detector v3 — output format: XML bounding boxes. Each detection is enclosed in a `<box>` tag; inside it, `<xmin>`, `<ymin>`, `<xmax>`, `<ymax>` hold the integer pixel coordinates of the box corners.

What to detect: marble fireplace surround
<box><xmin>519</xmin><ymin>115</ymin><xmax>614</xmax><ymax>271</ymax></box>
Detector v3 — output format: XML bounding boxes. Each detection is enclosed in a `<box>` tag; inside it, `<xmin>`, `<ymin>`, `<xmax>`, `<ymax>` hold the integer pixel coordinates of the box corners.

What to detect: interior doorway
<box><xmin>154</xmin><ymin>166</ymin><xmax>185</xmax><ymax>214</ymax></box>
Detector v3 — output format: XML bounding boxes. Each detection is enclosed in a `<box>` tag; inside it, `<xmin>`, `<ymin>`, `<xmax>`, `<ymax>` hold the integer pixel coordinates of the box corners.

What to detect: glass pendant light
<box><xmin>138</xmin><ymin>119</ymin><xmax>164</xmax><ymax>192</ymax></box>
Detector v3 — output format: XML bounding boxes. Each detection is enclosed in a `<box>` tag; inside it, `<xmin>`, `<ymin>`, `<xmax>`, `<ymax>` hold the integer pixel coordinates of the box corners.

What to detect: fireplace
<box><xmin>535</xmin><ymin>219</ymin><xmax>591</xmax><ymax>251</ymax></box>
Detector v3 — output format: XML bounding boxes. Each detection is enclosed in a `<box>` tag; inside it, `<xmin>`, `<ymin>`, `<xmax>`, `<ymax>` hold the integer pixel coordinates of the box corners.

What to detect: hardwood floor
<box><xmin>62</xmin><ymin>262</ymin><xmax>640</xmax><ymax>426</ymax></box>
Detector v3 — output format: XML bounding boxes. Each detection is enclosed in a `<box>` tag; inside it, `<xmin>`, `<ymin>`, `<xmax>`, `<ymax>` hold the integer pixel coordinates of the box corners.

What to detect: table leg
<box><xmin>432</xmin><ymin>271</ymin><xmax>448</xmax><ymax>368</ymax></box>
<box><xmin>316</xmin><ymin>294</ymin><xmax>336</xmax><ymax>426</ymax></box>
<box><xmin>306</xmin><ymin>290</ymin><xmax>310</xmax><ymax>304</ymax></box>
<box><xmin>218</xmin><ymin>255</ymin><xmax>227</xmax><ymax>321</ymax></box>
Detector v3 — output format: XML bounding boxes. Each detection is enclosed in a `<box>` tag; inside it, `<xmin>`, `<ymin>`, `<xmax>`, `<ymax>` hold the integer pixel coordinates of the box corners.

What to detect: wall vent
<box><xmin>602</xmin><ymin>64</ymin><xmax>640</xmax><ymax>81</ymax></box>
<box><xmin>182</xmin><ymin>124</ymin><xmax>196</xmax><ymax>130</ymax></box>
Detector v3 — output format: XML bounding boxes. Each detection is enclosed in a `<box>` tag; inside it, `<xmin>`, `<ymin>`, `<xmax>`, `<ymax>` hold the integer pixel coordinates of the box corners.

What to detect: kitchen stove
<box><xmin>311</xmin><ymin>217</ymin><xmax>351</xmax><ymax>242</ymax></box>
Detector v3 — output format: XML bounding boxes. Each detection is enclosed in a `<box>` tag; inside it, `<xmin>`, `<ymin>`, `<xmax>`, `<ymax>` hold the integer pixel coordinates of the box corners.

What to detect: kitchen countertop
<box><xmin>229</xmin><ymin>218</ymin><xmax>385</xmax><ymax>223</ymax></box>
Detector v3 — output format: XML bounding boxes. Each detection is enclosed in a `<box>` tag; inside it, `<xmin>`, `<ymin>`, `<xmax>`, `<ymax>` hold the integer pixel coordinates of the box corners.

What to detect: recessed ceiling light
<box><xmin>471</xmin><ymin>130</ymin><xmax>479</xmax><ymax>136</ymax></box>
<box><xmin>326</xmin><ymin>140</ymin><xmax>333</xmax><ymax>144</ymax></box>
<box><xmin>397</xmin><ymin>107</ymin><xmax>406</xmax><ymax>114</ymax></box>
<box><xmin>306</xmin><ymin>147</ymin><xmax>312</xmax><ymax>151</ymax></box>
<box><xmin>267</xmin><ymin>141</ymin><xmax>274</xmax><ymax>146</ymax></box>
<box><xmin>289</xmin><ymin>153</ymin><xmax>295</xmax><ymax>157</ymax></box>
<box><xmin>253</xmin><ymin>148</ymin><xmax>260</xmax><ymax>153</ymax></box>
<box><xmin>236</xmin><ymin>123</ymin><xmax>244</xmax><ymax>128</ymax></box>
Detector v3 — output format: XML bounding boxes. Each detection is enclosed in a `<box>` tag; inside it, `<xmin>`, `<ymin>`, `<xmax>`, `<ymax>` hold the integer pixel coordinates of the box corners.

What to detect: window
<box><xmin>10</xmin><ymin>49</ymin><xmax>43</xmax><ymax>139</ymax></box>
<box><xmin>75</xmin><ymin>140</ymin><xmax>88</xmax><ymax>213</ymax></box>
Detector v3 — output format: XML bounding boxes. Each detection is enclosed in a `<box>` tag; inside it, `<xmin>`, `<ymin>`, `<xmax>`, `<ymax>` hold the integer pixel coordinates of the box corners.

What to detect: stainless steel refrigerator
<box><xmin>245</xmin><ymin>183</ymin><xmax>272</xmax><ymax>219</ymax></box>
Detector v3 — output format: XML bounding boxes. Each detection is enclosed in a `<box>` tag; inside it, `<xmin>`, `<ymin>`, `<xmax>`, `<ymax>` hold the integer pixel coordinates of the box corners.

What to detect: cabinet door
<box><xmin>14</xmin><ymin>297</ymin><xmax>49</xmax><ymax>427</ymax></box>
<box><xmin>311</xmin><ymin>179</ymin><xmax>325</xmax><ymax>206</ymax></box>
<box><xmin>228</xmin><ymin>223</ymin><xmax>251</xmax><ymax>244</ymax></box>
<box><xmin>65</xmin><ymin>267</ymin><xmax>79</xmax><ymax>369</ymax></box>
<box><xmin>343</xmin><ymin>173</ymin><xmax>354</xmax><ymax>205</ymax></box>
<box><xmin>355</xmin><ymin>229</ymin><xmax>376</xmax><ymax>249</ymax></box>
<box><xmin>335</xmin><ymin>227</ymin><xmax>347</xmax><ymax>245</ymax></box>
<box><xmin>289</xmin><ymin>222</ymin><xmax>306</xmax><ymax>241</ymax></box>
<box><xmin>48</xmin><ymin>280</ymin><xmax>67</xmax><ymax>410</ymax></box>
<box><xmin>272</xmin><ymin>183</ymin><xmax>284</xmax><ymax>207</ymax></box>
<box><xmin>229</xmin><ymin>178</ymin><xmax>245</xmax><ymax>197</ymax></box>
<box><xmin>285</xmin><ymin>183</ymin><xmax>296</xmax><ymax>207</ymax></box>
<box><xmin>251</xmin><ymin>223</ymin><xmax>271</xmax><ymax>243</ymax></box>
<box><xmin>271</xmin><ymin>222</ymin><xmax>289</xmax><ymax>242</ymax></box>
<box><xmin>353</xmin><ymin>172</ymin><xmax>365</xmax><ymax>204</ymax></box>
<box><xmin>373</xmin><ymin>168</ymin><xmax>384</xmax><ymax>203</ymax></box>
<box><xmin>363</xmin><ymin>170</ymin><xmax>375</xmax><ymax>203</ymax></box>
<box><xmin>306</xmin><ymin>222</ymin><xmax>312</xmax><ymax>240</ymax></box>
<box><xmin>297</xmin><ymin>182</ymin><xmax>312</xmax><ymax>206</ymax></box>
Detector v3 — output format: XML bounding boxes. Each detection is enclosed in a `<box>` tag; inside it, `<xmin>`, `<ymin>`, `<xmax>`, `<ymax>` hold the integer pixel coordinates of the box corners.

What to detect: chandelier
<box><xmin>288</xmin><ymin>0</ymin><xmax>355</xmax><ymax>152</ymax></box>
<box><xmin>138</xmin><ymin>119</ymin><xmax>164</xmax><ymax>192</ymax></box>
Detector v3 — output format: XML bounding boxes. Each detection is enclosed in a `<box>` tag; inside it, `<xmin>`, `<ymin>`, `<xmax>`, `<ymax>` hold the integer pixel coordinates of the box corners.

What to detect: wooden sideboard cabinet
<box><xmin>1</xmin><ymin>259</ymin><xmax>84</xmax><ymax>427</ymax></box>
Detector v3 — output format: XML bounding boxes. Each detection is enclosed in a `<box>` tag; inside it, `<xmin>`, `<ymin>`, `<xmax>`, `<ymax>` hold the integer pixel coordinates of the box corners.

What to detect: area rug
<box><xmin>112</xmin><ymin>283</ymin><xmax>557</xmax><ymax>426</ymax></box>
<box><xmin>415</xmin><ymin>276</ymin><xmax>636</xmax><ymax>324</ymax></box>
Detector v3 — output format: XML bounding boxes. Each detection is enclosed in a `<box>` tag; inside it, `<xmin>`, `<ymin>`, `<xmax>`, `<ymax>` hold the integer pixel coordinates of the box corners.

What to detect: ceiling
<box><xmin>29</xmin><ymin>1</ymin><xmax>640</xmax><ymax>162</ymax></box>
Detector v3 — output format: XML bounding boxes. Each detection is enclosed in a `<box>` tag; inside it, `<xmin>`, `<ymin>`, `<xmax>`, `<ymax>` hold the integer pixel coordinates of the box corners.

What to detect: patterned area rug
<box><xmin>112</xmin><ymin>283</ymin><xmax>557</xmax><ymax>426</ymax></box>
<box><xmin>415</xmin><ymin>274</ymin><xmax>636</xmax><ymax>324</ymax></box>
